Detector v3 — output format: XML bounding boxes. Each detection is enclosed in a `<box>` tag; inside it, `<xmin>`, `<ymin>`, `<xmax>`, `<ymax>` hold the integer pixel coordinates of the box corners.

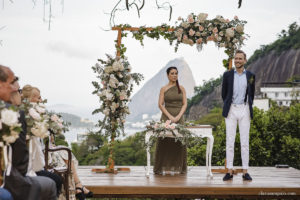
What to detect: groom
<box><xmin>221</xmin><ymin>50</ymin><xmax>255</xmax><ymax>181</ymax></box>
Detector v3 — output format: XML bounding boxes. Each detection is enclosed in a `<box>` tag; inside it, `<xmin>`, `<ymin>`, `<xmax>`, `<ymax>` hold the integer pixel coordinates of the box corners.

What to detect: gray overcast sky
<box><xmin>0</xmin><ymin>0</ymin><xmax>299</xmax><ymax>110</ymax></box>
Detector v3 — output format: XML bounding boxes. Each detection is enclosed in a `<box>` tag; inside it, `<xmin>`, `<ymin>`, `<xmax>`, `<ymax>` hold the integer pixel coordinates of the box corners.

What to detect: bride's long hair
<box><xmin>166</xmin><ymin>66</ymin><xmax>181</xmax><ymax>94</ymax></box>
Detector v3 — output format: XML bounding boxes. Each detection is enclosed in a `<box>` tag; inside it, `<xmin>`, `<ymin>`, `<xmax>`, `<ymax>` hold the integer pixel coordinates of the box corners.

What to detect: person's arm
<box><xmin>250</xmin><ymin>74</ymin><xmax>255</xmax><ymax>102</ymax></box>
<box><xmin>174</xmin><ymin>86</ymin><xmax>187</xmax><ymax>123</ymax></box>
<box><xmin>158</xmin><ymin>87</ymin><xmax>175</xmax><ymax>122</ymax></box>
<box><xmin>221</xmin><ymin>72</ymin><xmax>227</xmax><ymax>102</ymax></box>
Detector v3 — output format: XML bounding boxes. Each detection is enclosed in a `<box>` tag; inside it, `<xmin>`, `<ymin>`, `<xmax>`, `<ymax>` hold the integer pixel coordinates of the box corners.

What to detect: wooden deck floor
<box><xmin>78</xmin><ymin>166</ymin><xmax>300</xmax><ymax>199</ymax></box>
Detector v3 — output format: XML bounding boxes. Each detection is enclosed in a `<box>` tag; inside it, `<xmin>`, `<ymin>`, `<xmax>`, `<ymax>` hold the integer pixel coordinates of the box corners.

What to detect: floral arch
<box><xmin>92</xmin><ymin>13</ymin><xmax>248</xmax><ymax>172</ymax></box>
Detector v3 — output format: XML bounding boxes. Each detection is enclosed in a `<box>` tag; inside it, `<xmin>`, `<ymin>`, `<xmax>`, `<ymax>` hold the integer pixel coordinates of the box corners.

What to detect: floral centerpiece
<box><xmin>92</xmin><ymin>54</ymin><xmax>143</xmax><ymax>169</ymax></box>
<box><xmin>145</xmin><ymin>120</ymin><xmax>202</xmax><ymax>148</ymax></box>
<box><xmin>48</xmin><ymin>112</ymin><xmax>70</xmax><ymax>135</ymax></box>
<box><xmin>0</xmin><ymin>100</ymin><xmax>22</xmax><ymax>145</ymax></box>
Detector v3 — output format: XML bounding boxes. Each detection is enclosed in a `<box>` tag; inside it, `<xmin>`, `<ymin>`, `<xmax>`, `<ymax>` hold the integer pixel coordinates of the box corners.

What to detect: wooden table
<box><xmin>145</xmin><ymin>125</ymin><xmax>214</xmax><ymax>178</ymax></box>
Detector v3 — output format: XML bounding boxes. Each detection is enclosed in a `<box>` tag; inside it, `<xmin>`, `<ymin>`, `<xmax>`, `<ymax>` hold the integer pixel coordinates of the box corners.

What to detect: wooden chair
<box><xmin>44</xmin><ymin>140</ymin><xmax>72</xmax><ymax>200</ymax></box>
<box><xmin>0</xmin><ymin>146</ymin><xmax>3</xmax><ymax>185</ymax></box>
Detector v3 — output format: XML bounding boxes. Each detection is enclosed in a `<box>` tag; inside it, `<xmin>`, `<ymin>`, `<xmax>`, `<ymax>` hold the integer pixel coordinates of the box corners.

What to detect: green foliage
<box><xmin>73</xmin><ymin>104</ymin><xmax>300</xmax><ymax>170</ymax></box>
<box><xmin>71</xmin><ymin>131</ymin><xmax>106</xmax><ymax>165</ymax></box>
<box><xmin>193</xmin><ymin>107</ymin><xmax>223</xmax><ymax>130</ymax></box>
<box><xmin>186</xmin><ymin>76</ymin><xmax>222</xmax><ymax>114</ymax></box>
<box><xmin>189</xmin><ymin>103</ymin><xmax>300</xmax><ymax>169</ymax></box>
<box><xmin>54</xmin><ymin>134</ymin><xmax>69</xmax><ymax>147</ymax></box>
<box><xmin>246</xmin><ymin>22</ymin><xmax>300</xmax><ymax>66</ymax></box>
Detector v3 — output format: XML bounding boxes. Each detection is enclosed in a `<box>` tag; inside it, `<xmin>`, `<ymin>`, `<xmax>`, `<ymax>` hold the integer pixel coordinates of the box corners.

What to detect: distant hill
<box><xmin>59</xmin><ymin>112</ymin><xmax>94</xmax><ymax>128</ymax></box>
<box><xmin>48</xmin><ymin>104</ymin><xmax>102</xmax><ymax>123</ymax></box>
<box><xmin>127</xmin><ymin>57</ymin><xmax>196</xmax><ymax>122</ymax></box>
<box><xmin>186</xmin><ymin>22</ymin><xmax>300</xmax><ymax>120</ymax></box>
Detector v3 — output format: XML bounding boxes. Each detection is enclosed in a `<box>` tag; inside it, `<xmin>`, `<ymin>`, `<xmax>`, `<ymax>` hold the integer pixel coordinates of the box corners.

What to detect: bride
<box><xmin>153</xmin><ymin>66</ymin><xmax>188</xmax><ymax>175</ymax></box>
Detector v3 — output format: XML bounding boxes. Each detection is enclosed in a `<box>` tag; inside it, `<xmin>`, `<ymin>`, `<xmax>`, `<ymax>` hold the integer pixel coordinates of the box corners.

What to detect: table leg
<box><xmin>206</xmin><ymin>137</ymin><xmax>209</xmax><ymax>176</ymax></box>
<box><xmin>208</xmin><ymin>136</ymin><xmax>214</xmax><ymax>178</ymax></box>
<box><xmin>145</xmin><ymin>133</ymin><xmax>150</xmax><ymax>178</ymax></box>
<box><xmin>146</xmin><ymin>145</ymin><xmax>150</xmax><ymax>178</ymax></box>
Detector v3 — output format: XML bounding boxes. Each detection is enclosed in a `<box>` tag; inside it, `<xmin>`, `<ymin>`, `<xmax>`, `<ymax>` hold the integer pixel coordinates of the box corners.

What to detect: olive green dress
<box><xmin>153</xmin><ymin>86</ymin><xmax>187</xmax><ymax>174</ymax></box>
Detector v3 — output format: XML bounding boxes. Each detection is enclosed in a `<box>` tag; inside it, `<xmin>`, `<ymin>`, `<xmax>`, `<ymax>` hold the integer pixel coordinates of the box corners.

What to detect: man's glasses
<box><xmin>11</xmin><ymin>76</ymin><xmax>19</xmax><ymax>84</ymax></box>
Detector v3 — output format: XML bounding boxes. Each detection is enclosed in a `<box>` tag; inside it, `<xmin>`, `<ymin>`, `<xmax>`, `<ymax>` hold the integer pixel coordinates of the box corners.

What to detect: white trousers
<box><xmin>225</xmin><ymin>104</ymin><xmax>250</xmax><ymax>169</ymax></box>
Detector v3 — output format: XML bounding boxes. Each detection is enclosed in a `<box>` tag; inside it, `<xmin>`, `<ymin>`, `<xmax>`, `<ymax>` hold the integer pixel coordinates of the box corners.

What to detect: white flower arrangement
<box><xmin>118</xmin><ymin>13</ymin><xmax>247</xmax><ymax>68</ymax></box>
<box><xmin>0</xmin><ymin>100</ymin><xmax>22</xmax><ymax>145</ymax></box>
<box><xmin>175</xmin><ymin>13</ymin><xmax>247</xmax><ymax>57</ymax></box>
<box><xmin>21</xmin><ymin>100</ymin><xmax>50</xmax><ymax>139</ymax></box>
<box><xmin>145</xmin><ymin>120</ymin><xmax>201</xmax><ymax>147</ymax></box>
<box><xmin>48</xmin><ymin>112</ymin><xmax>70</xmax><ymax>135</ymax></box>
<box><xmin>92</xmin><ymin>55</ymin><xmax>143</xmax><ymax>138</ymax></box>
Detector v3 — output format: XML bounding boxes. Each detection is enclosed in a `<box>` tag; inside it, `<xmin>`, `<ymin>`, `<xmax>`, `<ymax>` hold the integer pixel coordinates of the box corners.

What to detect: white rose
<box><xmin>2</xmin><ymin>134</ymin><xmax>19</xmax><ymax>144</ymax></box>
<box><xmin>105</xmin><ymin>92</ymin><xmax>114</xmax><ymax>101</ymax></box>
<box><xmin>29</xmin><ymin>108</ymin><xmax>41</xmax><ymax>121</ymax></box>
<box><xmin>51</xmin><ymin>114</ymin><xmax>59</xmax><ymax>122</ymax></box>
<box><xmin>1</xmin><ymin>108</ymin><xmax>20</xmax><ymax>126</ymax></box>
<box><xmin>31</xmin><ymin>121</ymin><xmax>49</xmax><ymax>138</ymax></box>
<box><xmin>57</xmin><ymin>122</ymin><xmax>63</xmax><ymax>129</ymax></box>
<box><xmin>236</xmin><ymin>25</ymin><xmax>244</xmax><ymax>33</ymax></box>
<box><xmin>104</xmin><ymin>66</ymin><xmax>112</xmax><ymax>73</ymax></box>
<box><xmin>103</xmin><ymin>108</ymin><xmax>110</xmax><ymax>116</ymax></box>
<box><xmin>37</xmin><ymin>103</ymin><xmax>46</xmax><ymax>108</ymax></box>
<box><xmin>197</xmin><ymin>13</ymin><xmax>208</xmax><ymax>22</ymax></box>
<box><xmin>110</xmin><ymin>102</ymin><xmax>119</xmax><ymax>112</ymax></box>
<box><xmin>10</xmin><ymin>129</ymin><xmax>20</xmax><ymax>136</ymax></box>
<box><xmin>216</xmin><ymin>15</ymin><xmax>222</xmax><ymax>20</ymax></box>
<box><xmin>180</xmin><ymin>22</ymin><xmax>190</xmax><ymax>29</ymax></box>
<box><xmin>112</xmin><ymin>61</ymin><xmax>123</xmax><ymax>71</ymax></box>
<box><xmin>225</xmin><ymin>28</ymin><xmax>235</xmax><ymax>38</ymax></box>
<box><xmin>119</xmin><ymin>64</ymin><xmax>124</xmax><ymax>71</ymax></box>
<box><xmin>35</xmin><ymin>105</ymin><xmax>46</xmax><ymax>114</ymax></box>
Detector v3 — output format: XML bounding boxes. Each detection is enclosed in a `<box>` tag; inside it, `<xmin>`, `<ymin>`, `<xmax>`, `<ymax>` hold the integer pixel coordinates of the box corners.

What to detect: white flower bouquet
<box><xmin>0</xmin><ymin>100</ymin><xmax>22</xmax><ymax>145</ymax></box>
<box><xmin>21</xmin><ymin>100</ymin><xmax>50</xmax><ymax>139</ymax></box>
<box><xmin>48</xmin><ymin>112</ymin><xmax>70</xmax><ymax>135</ymax></box>
<box><xmin>145</xmin><ymin>120</ymin><xmax>200</xmax><ymax>147</ymax></box>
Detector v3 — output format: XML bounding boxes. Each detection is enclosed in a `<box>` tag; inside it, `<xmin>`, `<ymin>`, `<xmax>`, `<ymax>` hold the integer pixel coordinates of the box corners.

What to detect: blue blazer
<box><xmin>221</xmin><ymin>69</ymin><xmax>255</xmax><ymax>119</ymax></box>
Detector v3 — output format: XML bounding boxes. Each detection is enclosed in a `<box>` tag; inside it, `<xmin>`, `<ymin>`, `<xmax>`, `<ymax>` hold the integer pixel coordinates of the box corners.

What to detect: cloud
<box><xmin>46</xmin><ymin>41</ymin><xmax>95</xmax><ymax>60</ymax></box>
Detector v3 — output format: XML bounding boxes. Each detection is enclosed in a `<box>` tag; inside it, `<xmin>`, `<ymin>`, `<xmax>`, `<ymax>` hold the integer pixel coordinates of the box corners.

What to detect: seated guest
<box><xmin>0</xmin><ymin>65</ymin><xmax>57</xmax><ymax>200</ymax></box>
<box><xmin>0</xmin><ymin>188</ymin><xmax>13</xmax><ymax>200</ymax></box>
<box><xmin>22</xmin><ymin>85</ymin><xmax>93</xmax><ymax>200</ymax></box>
<box><xmin>21</xmin><ymin>85</ymin><xmax>63</xmax><ymax>197</ymax></box>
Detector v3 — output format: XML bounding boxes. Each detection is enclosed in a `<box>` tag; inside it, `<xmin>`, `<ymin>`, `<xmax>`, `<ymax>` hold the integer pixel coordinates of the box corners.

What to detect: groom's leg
<box><xmin>239</xmin><ymin>104</ymin><xmax>251</xmax><ymax>170</ymax></box>
<box><xmin>225</xmin><ymin>106</ymin><xmax>238</xmax><ymax>170</ymax></box>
